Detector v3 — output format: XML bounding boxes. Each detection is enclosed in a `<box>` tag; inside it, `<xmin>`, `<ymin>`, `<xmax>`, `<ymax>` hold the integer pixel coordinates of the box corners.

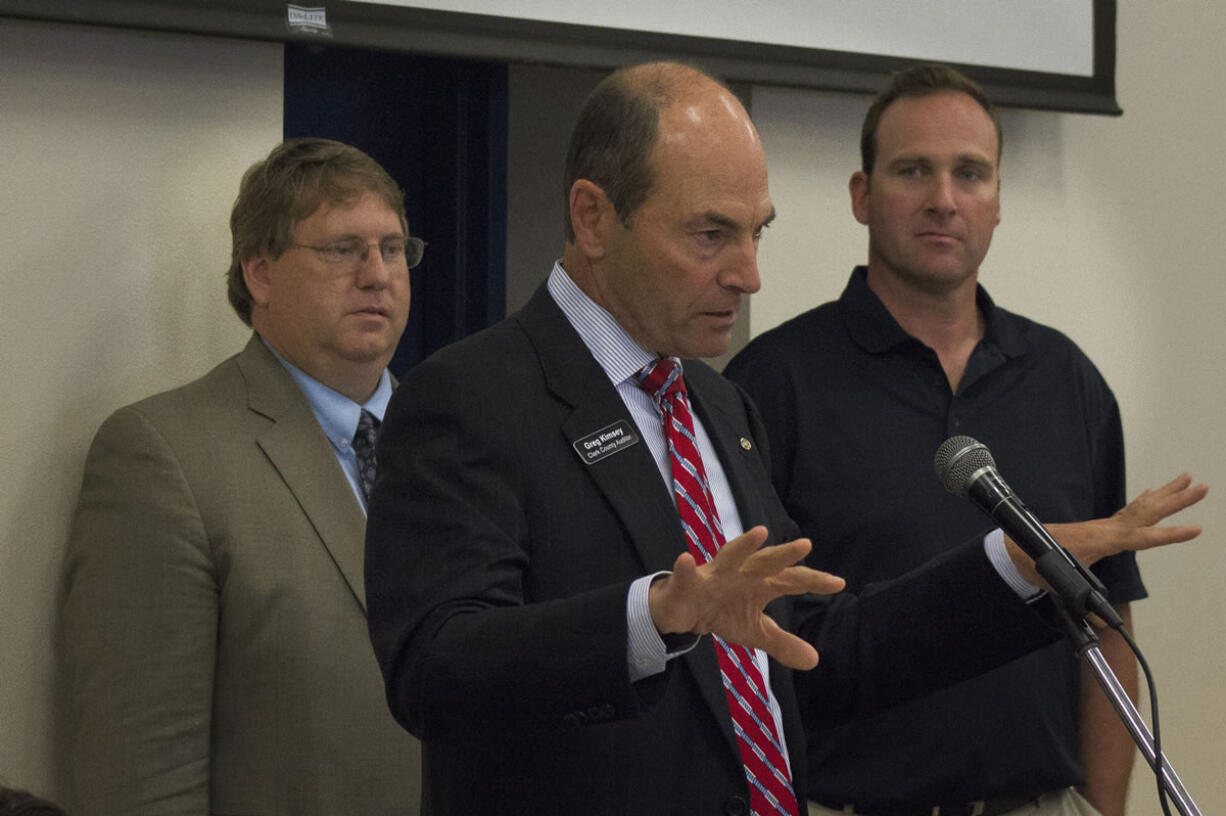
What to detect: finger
<box><xmin>1148</xmin><ymin>473</ymin><xmax>1193</xmax><ymax>498</ymax></box>
<box><xmin>1157</xmin><ymin>473</ymin><xmax>1195</xmax><ymax>494</ymax></box>
<box><xmin>1131</xmin><ymin>524</ymin><xmax>1203</xmax><ymax>550</ymax></box>
<box><xmin>1123</xmin><ymin>491</ymin><xmax>1206</xmax><ymax>528</ymax></box>
<box><xmin>738</xmin><ymin>537</ymin><xmax>813</xmax><ymax>577</ymax></box>
<box><xmin>768</xmin><ymin>566</ymin><xmax>845</xmax><ymax>596</ymax></box>
<box><xmin>1156</xmin><ymin>482</ymin><xmax>1209</xmax><ymax>516</ymax></box>
<box><xmin>1139</xmin><ymin>477</ymin><xmax>1205</xmax><ymax>512</ymax></box>
<box><xmin>713</xmin><ymin>525</ymin><xmax>771</xmax><ymax>567</ymax></box>
<box><xmin>754</xmin><ymin>616</ymin><xmax>820</xmax><ymax>671</ymax></box>
<box><xmin>1119</xmin><ymin>478</ymin><xmax>1207</xmax><ymax>525</ymax></box>
<box><xmin>668</xmin><ymin>550</ymin><xmax>699</xmax><ymax>592</ymax></box>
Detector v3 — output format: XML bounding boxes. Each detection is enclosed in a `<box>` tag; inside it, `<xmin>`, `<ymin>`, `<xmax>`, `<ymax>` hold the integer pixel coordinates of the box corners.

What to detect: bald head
<box><xmin>561</xmin><ymin>62</ymin><xmax>770</xmax><ymax>359</ymax></box>
<box><xmin>562</xmin><ymin>62</ymin><xmax>751</xmax><ymax>242</ymax></box>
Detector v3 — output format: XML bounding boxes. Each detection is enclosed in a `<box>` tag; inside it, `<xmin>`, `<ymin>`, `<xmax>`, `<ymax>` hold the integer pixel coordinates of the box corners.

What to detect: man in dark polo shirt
<box><xmin>728</xmin><ymin>64</ymin><xmax>1139</xmax><ymax>816</ymax></box>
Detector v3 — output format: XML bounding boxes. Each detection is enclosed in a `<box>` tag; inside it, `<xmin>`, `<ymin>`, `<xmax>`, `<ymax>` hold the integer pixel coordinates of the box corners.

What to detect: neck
<box><xmin>865</xmin><ymin>265</ymin><xmax>984</xmax><ymax>392</ymax></box>
<box><xmin>560</xmin><ymin>248</ymin><xmax>603</xmax><ymax>306</ymax></box>
<box><xmin>309</xmin><ymin>365</ymin><xmax>384</xmax><ymax>404</ymax></box>
<box><xmin>256</xmin><ymin>332</ymin><xmax>385</xmax><ymax>404</ymax></box>
<box><xmin>559</xmin><ymin>251</ymin><xmax>644</xmax><ymax>347</ymax></box>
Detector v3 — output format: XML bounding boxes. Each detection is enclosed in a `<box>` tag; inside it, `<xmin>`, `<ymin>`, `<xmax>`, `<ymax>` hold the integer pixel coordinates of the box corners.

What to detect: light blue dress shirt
<box><xmin>264</xmin><ymin>339</ymin><xmax>394</xmax><ymax>514</ymax></box>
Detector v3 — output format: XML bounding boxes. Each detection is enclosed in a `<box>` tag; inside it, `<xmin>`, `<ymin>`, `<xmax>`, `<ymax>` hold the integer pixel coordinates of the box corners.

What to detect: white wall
<box><xmin>749</xmin><ymin>4</ymin><xmax>1226</xmax><ymax>813</ymax></box>
<box><xmin>0</xmin><ymin>19</ymin><xmax>282</xmax><ymax>800</ymax></box>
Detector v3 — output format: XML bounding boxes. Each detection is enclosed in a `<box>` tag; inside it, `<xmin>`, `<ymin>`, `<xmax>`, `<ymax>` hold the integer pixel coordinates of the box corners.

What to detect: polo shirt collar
<box><xmin>840</xmin><ymin>265</ymin><xmax>1027</xmax><ymax>359</ymax></box>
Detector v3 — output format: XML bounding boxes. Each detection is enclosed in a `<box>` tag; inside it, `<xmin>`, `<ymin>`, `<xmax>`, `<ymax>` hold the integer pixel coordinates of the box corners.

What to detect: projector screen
<box><xmin>0</xmin><ymin>0</ymin><xmax>1121</xmax><ymax>114</ymax></box>
<box><xmin>365</xmin><ymin>0</ymin><xmax>1094</xmax><ymax>77</ymax></box>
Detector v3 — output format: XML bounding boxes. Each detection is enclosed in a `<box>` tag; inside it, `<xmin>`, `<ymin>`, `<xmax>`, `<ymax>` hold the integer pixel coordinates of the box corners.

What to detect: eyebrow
<box><xmin>327</xmin><ymin>230</ymin><xmax>407</xmax><ymax>242</ymax></box>
<box><xmin>889</xmin><ymin>154</ymin><xmax>995</xmax><ymax>170</ymax></box>
<box><xmin>696</xmin><ymin>206</ymin><xmax>777</xmax><ymax>232</ymax></box>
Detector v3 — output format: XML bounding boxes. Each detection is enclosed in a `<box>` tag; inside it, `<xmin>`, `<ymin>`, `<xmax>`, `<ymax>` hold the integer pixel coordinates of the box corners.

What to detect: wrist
<box><xmin>647</xmin><ymin>574</ymin><xmax>690</xmax><ymax>636</ymax></box>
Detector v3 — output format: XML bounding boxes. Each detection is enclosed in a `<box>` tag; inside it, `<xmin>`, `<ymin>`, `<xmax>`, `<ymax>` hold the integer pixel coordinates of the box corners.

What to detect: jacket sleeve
<box><xmin>60</xmin><ymin>406</ymin><xmax>217</xmax><ymax>816</ymax></box>
<box><xmin>364</xmin><ymin>354</ymin><xmax>647</xmax><ymax>742</ymax></box>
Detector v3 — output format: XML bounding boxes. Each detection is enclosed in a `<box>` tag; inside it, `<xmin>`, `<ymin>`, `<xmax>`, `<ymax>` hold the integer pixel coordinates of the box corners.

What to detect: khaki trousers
<box><xmin>807</xmin><ymin>788</ymin><xmax>1102</xmax><ymax>816</ymax></box>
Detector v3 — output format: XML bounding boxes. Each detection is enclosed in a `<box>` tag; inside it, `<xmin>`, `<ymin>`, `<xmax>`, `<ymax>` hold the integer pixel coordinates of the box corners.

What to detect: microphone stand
<box><xmin>935</xmin><ymin>437</ymin><xmax>1203</xmax><ymax>813</ymax></box>
<box><xmin>1048</xmin><ymin>596</ymin><xmax>1202</xmax><ymax>816</ymax></box>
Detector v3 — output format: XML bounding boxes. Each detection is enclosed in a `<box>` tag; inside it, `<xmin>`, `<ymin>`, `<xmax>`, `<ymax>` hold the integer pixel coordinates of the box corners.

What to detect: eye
<box><xmin>897</xmin><ymin>164</ymin><xmax>925</xmax><ymax>178</ymax></box>
<box><xmin>695</xmin><ymin>229</ymin><xmax>725</xmax><ymax>247</ymax></box>
<box><xmin>323</xmin><ymin>239</ymin><xmax>361</xmax><ymax>263</ymax></box>
<box><xmin>380</xmin><ymin>239</ymin><xmax>407</xmax><ymax>263</ymax></box>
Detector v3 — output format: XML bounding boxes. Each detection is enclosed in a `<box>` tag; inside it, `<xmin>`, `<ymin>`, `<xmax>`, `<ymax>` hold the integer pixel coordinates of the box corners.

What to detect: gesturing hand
<box><xmin>646</xmin><ymin>526</ymin><xmax>845</xmax><ymax>671</ymax></box>
<box><xmin>1007</xmin><ymin>473</ymin><xmax>1209</xmax><ymax>585</ymax></box>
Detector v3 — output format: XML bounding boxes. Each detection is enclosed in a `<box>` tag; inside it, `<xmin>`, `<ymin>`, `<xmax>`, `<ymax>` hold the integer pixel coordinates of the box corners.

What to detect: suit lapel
<box><xmin>519</xmin><ymin>288</ymin><xmax>686</xmax><ymax>575</ymax></box>
<box><xmin>237</xmin><ymin>336</ymin><xmax>370</xmax><ymax>610</ymax></box>
<box><xmin>518</xmin><ymin>288</ymin><xmax>745</xmax><ymax>761</ymax></box>
<box><xmin>685</xmin><ymin>369</ymin><xmax>772</xmax><ymax>533</ymax></box>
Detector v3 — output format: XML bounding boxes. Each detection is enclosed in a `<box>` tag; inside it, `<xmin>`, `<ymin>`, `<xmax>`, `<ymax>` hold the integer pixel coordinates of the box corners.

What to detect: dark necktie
<box><xmin>353</xmin><ymin>409</ymin><xmax>380</xmax><ymax>502</ymax></box>
<box><xmin>635</xmin><ymin>358</ymin><xmax>799</xmax><ymax>816</ymax></box>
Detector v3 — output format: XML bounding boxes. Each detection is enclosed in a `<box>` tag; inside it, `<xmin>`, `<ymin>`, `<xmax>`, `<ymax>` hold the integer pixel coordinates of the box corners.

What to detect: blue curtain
<box><xmin>284</xmin><ymin>44</ymin><xmax>508</xmax><ymax>376</ymax></box>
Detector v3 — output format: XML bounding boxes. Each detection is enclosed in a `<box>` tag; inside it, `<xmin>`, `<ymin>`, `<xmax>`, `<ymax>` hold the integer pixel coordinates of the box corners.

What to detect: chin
<box><xmin>683</xmin><ymin>339</ymin><xmax>732</xmax><ymax>360</ymax></box>
<box><xmin>338</xmin><ymin>342</ymin><xmax>394</xmax><ymax>365</ymax></box>
<box><xmin>897</xmin><ymin>264</ymin><xmax>974</xmax><ymax>295</ymax></box>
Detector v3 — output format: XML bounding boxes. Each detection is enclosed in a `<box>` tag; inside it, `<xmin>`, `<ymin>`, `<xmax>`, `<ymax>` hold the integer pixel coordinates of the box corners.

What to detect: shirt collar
<box><xmin>841</xmin><ymin>265</ymin><xmax>1027</xmax><ymax>358</ymax></box>
<box><xmin>262</xmin><ymin>337</ymin><xmax>393</xmax><ymax>448</ymax></box>
<box><xmin>546</xmin><ymin>261</ymin><xmax>675</xmax><ymax>384</ymax></box>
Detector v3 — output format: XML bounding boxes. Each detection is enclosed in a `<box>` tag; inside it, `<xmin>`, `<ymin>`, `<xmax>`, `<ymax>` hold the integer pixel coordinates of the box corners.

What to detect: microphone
<box><xmin>934</xmin><ymin>435</ymin><xmax>1123</xmax><ymax>628</ymax></box>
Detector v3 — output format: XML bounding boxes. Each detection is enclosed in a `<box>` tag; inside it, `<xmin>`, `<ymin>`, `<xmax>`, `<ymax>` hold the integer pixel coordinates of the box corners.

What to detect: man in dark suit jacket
<box><xmin>61</xmin><ymin>139</ymin><xmax>423</xmax><ymax>815</ymax></box>
<box><xmin>364</xmin><ymin>63</ymin><xmax>1205</xmax><ymax>816</ymax></box>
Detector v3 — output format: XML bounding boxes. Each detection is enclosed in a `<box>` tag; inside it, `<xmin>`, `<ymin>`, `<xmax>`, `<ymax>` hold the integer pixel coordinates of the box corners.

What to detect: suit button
<box><xmin>723</xmin><ymin>795</ymin><xmax>748</xmax><ymax>815</ymax></box>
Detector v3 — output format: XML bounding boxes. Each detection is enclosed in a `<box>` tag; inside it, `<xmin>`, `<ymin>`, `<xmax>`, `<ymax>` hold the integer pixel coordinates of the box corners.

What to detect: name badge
<box><xmin>572</xmin><ymin>420</ymin><xmax>639</xmax><ymax>465</ymax></box>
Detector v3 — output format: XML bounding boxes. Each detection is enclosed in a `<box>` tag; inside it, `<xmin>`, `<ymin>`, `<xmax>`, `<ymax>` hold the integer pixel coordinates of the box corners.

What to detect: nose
<box><xmin>737</xmin><ymin>238</ymin><xmax>762</xmax><ymax>294</ymax></box>
<box><xmin>355</xmin><ymin>243</ymin><xmax>392</xmax><ymax>288</ymax></box>
<box><xmin>926</xmin><ymin>173</ymin><xmax>957</xmax><ymax>217</ymax></box>
<box><xmin>720</xmin><ymin>234</ymin><xmax>762</xmax><ymax>295</ymax></box>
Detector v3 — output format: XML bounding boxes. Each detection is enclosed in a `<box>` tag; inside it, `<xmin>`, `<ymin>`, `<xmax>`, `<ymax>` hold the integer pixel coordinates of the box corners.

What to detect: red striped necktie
<box><xmin>636</xmin><ymin>358</ymin><xmax>800</xmax><ymax>816</ymax></box>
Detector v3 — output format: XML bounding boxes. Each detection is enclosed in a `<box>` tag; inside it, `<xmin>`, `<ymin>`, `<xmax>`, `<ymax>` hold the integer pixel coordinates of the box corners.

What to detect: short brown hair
<box><xmin>860</xmin><ymin>64</ymin><xmax>1003</xmax><ymax>174</ymax></box>
<box><xmin>562</xmin><ymin>63</ymin><xmax>730</xmax><ymax>242</ymax></box>
<box><xmin>226</xmin><ymin>138</ymin><xmax>406</xmax><ymax>325</ymax></box>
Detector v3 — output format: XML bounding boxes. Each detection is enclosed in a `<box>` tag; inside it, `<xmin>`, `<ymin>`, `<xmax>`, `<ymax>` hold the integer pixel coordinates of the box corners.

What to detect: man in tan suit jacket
<box><xmin>60</xmin><ymin>138</ymin><xmax>422</xmax><ymax>815</ymax></box>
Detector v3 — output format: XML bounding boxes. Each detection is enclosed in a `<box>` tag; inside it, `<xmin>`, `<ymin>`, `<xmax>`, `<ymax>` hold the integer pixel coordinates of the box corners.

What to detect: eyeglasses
<box><xmin>290</xmin><ymin>236</ymin><xmax>426</xmax><ymax>270</ymax></box>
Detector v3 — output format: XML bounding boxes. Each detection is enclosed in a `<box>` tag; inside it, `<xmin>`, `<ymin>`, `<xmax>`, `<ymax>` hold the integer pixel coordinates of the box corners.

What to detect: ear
<box><xmin>242</xmin><ymin>255</ymin><xmax>273</xmax><ymax>307</ymax></box>
<box><xmin>849</xmin><ymin>171</ymin><xmax>871</xmax><ymax>226</ymax></box>
<box><xmin>568</xmin><ymin>179</ymin><xmax>613</xmax><ymax>259</ymax></box>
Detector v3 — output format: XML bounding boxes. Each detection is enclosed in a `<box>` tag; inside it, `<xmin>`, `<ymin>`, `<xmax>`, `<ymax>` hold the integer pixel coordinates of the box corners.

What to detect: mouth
<box><xmin>702</xmin><ymin>308</ymin><xmax>739</xmax><ymax>324</ymax></box>
<box><xmin>353</xmin><ymin>305</ymin><xmax>389</xmax><ymax>318</ymax></box>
